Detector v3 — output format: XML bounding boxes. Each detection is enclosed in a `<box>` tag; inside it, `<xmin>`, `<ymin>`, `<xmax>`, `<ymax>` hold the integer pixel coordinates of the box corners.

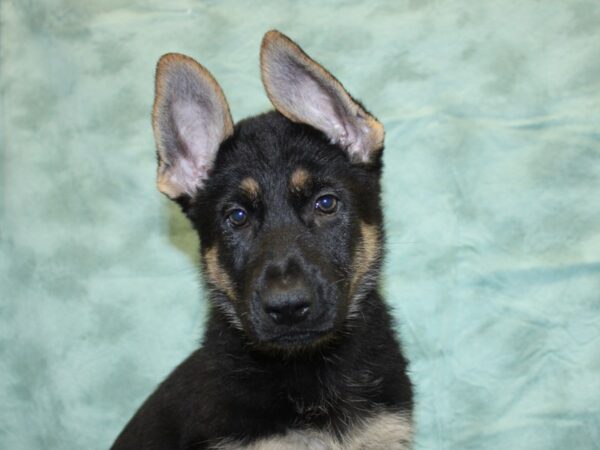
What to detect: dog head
<box><xmin>152</xmin><ymin>31</ymin><xmax>385</xmax><ymax>350</ymax></box>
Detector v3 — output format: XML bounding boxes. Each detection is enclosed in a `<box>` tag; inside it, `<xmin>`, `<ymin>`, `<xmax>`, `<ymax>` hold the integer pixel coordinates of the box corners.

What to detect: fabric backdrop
<box><xmin>1</xmin><ymin>1</ymin><xmax>599</xmax><ymax>449</ymax></box>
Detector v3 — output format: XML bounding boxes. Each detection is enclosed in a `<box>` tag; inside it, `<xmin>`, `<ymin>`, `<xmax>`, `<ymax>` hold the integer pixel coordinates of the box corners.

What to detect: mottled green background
<box><xmin>1</xmin><ymin>1</ymin><xmax>600</xmax><ymax>449</ymax></box>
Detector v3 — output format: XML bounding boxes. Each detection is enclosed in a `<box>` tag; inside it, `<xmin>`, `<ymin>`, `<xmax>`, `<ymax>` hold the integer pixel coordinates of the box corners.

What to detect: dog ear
<box><xmin>152</xmin><ymin>53</ymin><xmax>234</xmax><ymax>199</ymax></box>
<box><xmin>260</xmin><ymin>30</ymin><xmax>384</xmax><ymax>163</ymax></box>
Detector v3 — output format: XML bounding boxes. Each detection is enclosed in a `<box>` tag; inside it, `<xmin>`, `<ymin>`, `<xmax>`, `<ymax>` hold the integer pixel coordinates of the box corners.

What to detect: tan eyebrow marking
<box><xmin>289</xmin><ymin>168</ymin><xmax>311</xmax><ymax>192</ymax></box>
<box><xmin>239</xmin><ymin>177</ymin><xmax>260</xmax><ymax>199</ymax></box>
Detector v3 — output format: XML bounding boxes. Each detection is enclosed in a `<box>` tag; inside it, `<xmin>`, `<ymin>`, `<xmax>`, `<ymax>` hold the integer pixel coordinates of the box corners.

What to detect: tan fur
<box><xmin>204</xmin><ymin>246</ymin><xmax>237</xmax><ymax>301</ymax></box>
<box><xmin>260</xmin><ymin>30</ymin><xmax>384</xmax><ymax>160</ymax></box>
<box><xmin>346</xmin><ymin>412</ymin><xmax>413</xmax><ymax>449</ymax></box>
<box><xmin>289</xmin><ymin>168</ymin><xmax>311</xmax><ymax>192</ymax></box>
<box><xmin>350</xmin><ymin>222</ymin><xmax>380</xmax><ymax>297</ymax></box>
<box><xmin>153</xmin><ymin>53</ymin><xmax>234</xmax><ymax>198</ymax></box>
<box><xmin>240</xmin><ymin>177</ymin><xmax>260</xmax><ymax>199</ymax></box>
<box><xmin>210</xmin><ymin>412</ymin><xmax>412</xmax><ymax>449</ymax></box>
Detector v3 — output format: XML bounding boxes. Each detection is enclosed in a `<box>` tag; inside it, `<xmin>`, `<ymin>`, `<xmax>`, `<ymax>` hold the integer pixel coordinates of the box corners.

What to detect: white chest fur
<box><xmin>210</xmin><ymin>412</ymin><xmax>412</xmax><ymax>450</ymax></box>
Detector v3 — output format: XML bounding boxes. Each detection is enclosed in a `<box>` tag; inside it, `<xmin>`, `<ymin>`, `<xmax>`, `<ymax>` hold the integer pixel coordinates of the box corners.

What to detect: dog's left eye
<box><xmin>315</xmin><ymin>195</ymin><xmax>338</xmax><ymax>214</ymax></box>
<box><xmin>227</xmin><ymin>208</ymin><xmax>248</xmax><ymax>227</ymax></box>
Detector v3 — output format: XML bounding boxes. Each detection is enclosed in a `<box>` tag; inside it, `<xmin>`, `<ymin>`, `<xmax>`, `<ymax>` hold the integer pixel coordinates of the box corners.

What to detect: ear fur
<box><xmin>152</xmin><ymin>53</ymin><xmax>234</xmax><ymax>199</ymax></box>
<box><xmin>260</xmin><ymin>30</ymin><xmax>384</xmax><ymax>163</ymax></box>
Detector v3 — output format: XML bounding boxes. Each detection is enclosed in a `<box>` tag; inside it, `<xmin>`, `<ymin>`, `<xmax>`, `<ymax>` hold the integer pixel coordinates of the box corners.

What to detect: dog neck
<box><xmin>201</xmin><ymin>289</ymin><xmax>411</xmax><ymax>433</ymax></box>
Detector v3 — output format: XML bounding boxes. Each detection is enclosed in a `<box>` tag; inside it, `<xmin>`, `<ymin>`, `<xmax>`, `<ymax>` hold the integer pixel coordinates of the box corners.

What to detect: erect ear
<box><xmin>152</xmin><ymin>53</ymin><xmax>234</xmax><ymax>199</ymax></box>
<box><xmin>260</xmin><ymin>30</ymin><xmax>384</xmax><ymax>163</ymax></box>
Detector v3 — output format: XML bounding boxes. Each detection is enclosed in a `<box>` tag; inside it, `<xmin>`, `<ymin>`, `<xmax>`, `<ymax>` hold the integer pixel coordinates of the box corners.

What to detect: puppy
<box><xmin>111</xmin><ymin>30</ymin><xmax>413</xmax><ymax>450</ymax></box>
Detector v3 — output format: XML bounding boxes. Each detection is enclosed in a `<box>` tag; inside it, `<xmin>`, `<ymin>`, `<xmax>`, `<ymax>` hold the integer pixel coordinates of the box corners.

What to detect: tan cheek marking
<box><xmin>240</xmin><ymin>177</ymin><xmax>260</xmax><ymax>199</ymax></box>
<box><xmin>204</xmin><ymin>246</ymin><xmax>237</xmax><ymax>301</ymax></box>
<box><xmin>350</xmin><ymin>222</ymin><xmax>380</xmax><ymax>295</ymax></box>
<box><xmin>289</xmin><ymin>168</ymin><xmax>310</xmax><ymax>192</ymax></box>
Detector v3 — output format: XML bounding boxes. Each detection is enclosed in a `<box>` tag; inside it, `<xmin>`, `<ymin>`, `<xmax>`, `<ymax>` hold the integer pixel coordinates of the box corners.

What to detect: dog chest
<box><xmin>210</xmin><ymin>411</ymin><xmax>412</xmax><ymax>450</ymax></box>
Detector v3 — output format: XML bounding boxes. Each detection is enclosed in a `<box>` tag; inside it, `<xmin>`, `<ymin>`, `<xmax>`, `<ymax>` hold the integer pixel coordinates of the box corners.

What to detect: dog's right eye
<box><xmin>315</xmin><ymin>195</ymin><xmax>338</xmax><ymax>214</ymax></box>
<box><xmin>227</xmin><ymin>208</ymin><xmax>248</xmax><ymax>227</ymax></box>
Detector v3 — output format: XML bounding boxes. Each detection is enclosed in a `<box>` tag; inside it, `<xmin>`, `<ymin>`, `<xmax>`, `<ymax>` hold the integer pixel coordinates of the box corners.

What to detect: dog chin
<box><xmin>254</xmin><ymin>326</ymin><xmax>335</xmax><ymax>350</ymax></box>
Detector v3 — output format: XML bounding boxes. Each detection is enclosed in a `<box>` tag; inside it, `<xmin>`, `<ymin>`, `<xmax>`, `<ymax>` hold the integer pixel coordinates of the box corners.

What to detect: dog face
<box><xmin>152</xmin><ymin>31</ymin><xmax>385</xmax><ymax>350</ymax></box>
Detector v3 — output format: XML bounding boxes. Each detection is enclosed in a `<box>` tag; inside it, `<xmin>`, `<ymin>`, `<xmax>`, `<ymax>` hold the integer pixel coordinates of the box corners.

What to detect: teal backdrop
<box><xmin>1</xmin><ymin>1</ymin><xmax>599</xmax><ymax>449</ymax></box>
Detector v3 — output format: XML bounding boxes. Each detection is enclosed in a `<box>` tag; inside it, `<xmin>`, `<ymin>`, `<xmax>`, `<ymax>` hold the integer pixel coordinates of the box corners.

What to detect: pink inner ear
<box><xmin>170</xmin><ymin>100</ymin><xmax>221</xmax><ymax>194</ymax></box>
<box><xmin>279</xmin><ymin>72</ymin><xmax>372</xmax><ymax>162</ymax></box>
<box><xmin>263</xmin><ymin>50</ymin><xmax>380</xmax><ymax>164</ymax></box>
<box><xmin>274</xmin><ymin>68</ymin><xmax>348</xmax><ymax>143</ymax></box>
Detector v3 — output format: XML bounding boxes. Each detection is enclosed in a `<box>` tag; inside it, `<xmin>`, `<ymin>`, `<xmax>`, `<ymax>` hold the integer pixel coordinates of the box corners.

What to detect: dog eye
<box><xmin>227</xmin><ymin>208</ymin><xmax>248</xmax><ymax>227</ymax></box>
<box><xmin>315</xmin><ymin>195</ymin><xmax>338</xmax><ymax>214</ymax></box>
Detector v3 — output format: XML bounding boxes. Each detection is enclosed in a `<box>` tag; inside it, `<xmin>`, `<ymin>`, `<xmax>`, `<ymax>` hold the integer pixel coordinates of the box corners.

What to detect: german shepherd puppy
<box><xmin>111</xmin><ymin>30</ymin><xmax>413</xmax><ymax>450</ymax></box>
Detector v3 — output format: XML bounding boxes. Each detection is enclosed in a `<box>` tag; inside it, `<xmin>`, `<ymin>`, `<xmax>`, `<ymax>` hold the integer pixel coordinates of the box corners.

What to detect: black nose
<box><xmin>263</xmin><ymin>291</ymin><xmax>311</xmax><ymax>326</ymax></box>
<box><xmin>259</xmin><ymin>256</ymin><xmax>313</xmax><ymax>326</ymax></box>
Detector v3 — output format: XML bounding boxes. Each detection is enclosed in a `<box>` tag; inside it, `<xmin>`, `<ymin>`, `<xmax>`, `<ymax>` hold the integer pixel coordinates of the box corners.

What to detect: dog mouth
<box><xmin>246</xmin><ymin>298</ymin><xmax>341</xmax><ymax>350</ymax></box>
<box><xmin>259</xmin><ymin>326</ymin><xmax>334</xmax><ymax>348</ymax></box>
<box><xmin>243</xmin><ymin>265</ymin><xmax>347</xmax><ymax>350</ymax></box>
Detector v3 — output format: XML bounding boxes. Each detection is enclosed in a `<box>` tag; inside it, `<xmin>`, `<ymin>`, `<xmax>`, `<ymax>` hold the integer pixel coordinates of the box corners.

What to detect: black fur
<box><xmin>112</xmin><ymin>35</ymin><xmax>412</xmax><ymax>450</ymax></box>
